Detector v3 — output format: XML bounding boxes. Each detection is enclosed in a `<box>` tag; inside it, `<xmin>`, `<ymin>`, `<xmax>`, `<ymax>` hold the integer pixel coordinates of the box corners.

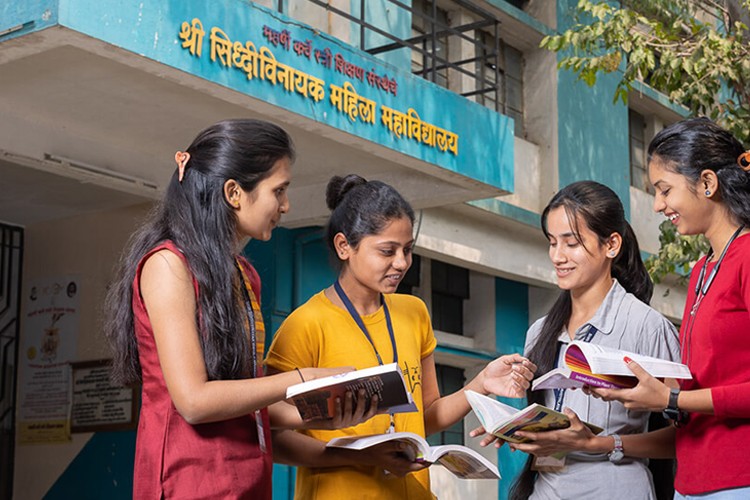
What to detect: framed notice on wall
<box><xmin>71</xmin><ymin>359</ymin><xmax>139</xmax><ymax>433</ymax></box>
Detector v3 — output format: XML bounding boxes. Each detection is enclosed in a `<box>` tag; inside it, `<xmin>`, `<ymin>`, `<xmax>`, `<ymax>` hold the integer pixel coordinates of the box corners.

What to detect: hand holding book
<box><xmin>327</xmin><ymin>432</ymin><xmax>501</xmax><ymax>479</ymax></box>
<box><xmin>531</xmin><ymin>341</ymin><xmax>691</xmax><ymax>391</ymax></box>
<box><xmin>465</xmin><ymin>390</ymin><xmax>602</xmax><ymax>448</ymax></box>
<box><xmin>304</xmin><ymin>387</ymin><xmax>381</xmax><ymax>430</ymax></box>
<box><xmin>469</xmin><ymin>405</ymin><xmax>602</xmax><ymax>458</ymax></box>
<box><xmin>505</xmin><ymin>407</ymin><xmax>601</xmax><ymax>457</ymax></box>
<box><xmin>286</xmin><ymin>363</ymin><xmax>417</xmax><ymax>422</ymax></box>
<box><xmin>589</xmin><ymin>357</ymin><xmax>681</xmax><ymax>413</ymax></box>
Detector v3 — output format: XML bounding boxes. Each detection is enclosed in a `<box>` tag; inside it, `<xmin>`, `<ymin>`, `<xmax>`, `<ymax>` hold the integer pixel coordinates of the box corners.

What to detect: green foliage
<box><xmin>644</xmin><ymin>220</ymin><xmax>710</xmax><ymax>285</ymax></box>
<box><xmin>544</xmin><ymin>0</ymin><xmax>748</xmax><ymax>284</ymax></box>
<box><xmin>541</xmin><ymin>0</ymin><xmax>750</xmax><ymax>139</ymax></box>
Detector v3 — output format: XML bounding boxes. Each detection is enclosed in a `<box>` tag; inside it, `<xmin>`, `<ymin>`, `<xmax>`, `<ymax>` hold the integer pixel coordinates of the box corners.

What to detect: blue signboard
<box><xmin>2</xmin><ymin>0</ymin><xmax>514</xmax><ymax>191</ymax></box>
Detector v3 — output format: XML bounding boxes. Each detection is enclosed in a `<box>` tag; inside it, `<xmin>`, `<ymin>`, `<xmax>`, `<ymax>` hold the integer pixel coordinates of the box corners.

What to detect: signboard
<box><xmin>53</xmin><ymin>0</ymin><xmax>514</xmax><ymax>191</ymax></box>
<box><xmin>71</xmin><ymin>359</ymin><xmax>139</xmax><ymax>433</ymax></box>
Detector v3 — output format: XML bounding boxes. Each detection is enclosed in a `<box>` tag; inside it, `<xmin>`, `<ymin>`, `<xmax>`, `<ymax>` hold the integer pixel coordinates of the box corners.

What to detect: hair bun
<box><xmin>325</xmin><ymin>174</ymin><xmax>367</xmax><ymax>210</ymax></box>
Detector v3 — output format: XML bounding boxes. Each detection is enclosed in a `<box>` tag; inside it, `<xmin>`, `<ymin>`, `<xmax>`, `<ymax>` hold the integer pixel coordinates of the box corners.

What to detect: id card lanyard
<box><xmin>236</xmin><ymin>259</ymin><xmax>266</xmax><ymax>453</ymax></box>
<box><xmin>684</xmin><ymin>224</ymin><xmax>745</xmax><ymax>368</ymax></box>
<box><xmin>553</xmin><ymin>324</ymin><xmax>597</xmax><ymax>412</ymax></box>
<box><xmin>333</xmin><ymin>280</ymin><xmax>398</xmax><ymax>432</ymax></box>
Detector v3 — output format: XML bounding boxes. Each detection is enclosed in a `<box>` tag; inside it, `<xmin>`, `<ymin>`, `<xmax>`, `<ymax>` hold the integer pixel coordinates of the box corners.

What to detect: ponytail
<box><xmin>612</xmin><ymin>222</ymin><xmax>653</xmax><ymax>304</ymax></box>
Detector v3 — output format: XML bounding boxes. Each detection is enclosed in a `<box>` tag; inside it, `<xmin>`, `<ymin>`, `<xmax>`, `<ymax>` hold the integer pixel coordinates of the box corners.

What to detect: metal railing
<box><xmin>275</xmin><ymin>0</ymin><xmax>503</xmax><ymax>111</ymax></box>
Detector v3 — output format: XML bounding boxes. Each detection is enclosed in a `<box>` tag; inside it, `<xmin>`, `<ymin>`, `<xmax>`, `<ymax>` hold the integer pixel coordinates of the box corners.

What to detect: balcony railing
<box><xmin>272</xmin><ymin>0</ymin><xmax>503</xmax><ymax>112</ymax></box>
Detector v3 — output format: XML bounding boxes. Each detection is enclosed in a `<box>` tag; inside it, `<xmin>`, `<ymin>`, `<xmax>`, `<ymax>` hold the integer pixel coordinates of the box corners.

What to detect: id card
<box><xmin>531</xmin><ymin>454</ymin><xmax>566</xmax><ymax>472</ymax></box>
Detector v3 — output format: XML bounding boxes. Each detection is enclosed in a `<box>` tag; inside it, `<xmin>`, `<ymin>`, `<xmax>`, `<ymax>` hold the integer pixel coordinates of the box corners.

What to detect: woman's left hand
<box><xmin>509</xmin><ymin>408</ymin><xmax>597</xmax><ymax>457</ymax></box>
<box><xmin>482</xmin><ymin>354</ymin><xmax>537</xmax><ymax>398</ymax></box>
<box><xmin>591</xmin><ymin>358</ymin><xmax>671</xmax><ymax>412</ymax></box>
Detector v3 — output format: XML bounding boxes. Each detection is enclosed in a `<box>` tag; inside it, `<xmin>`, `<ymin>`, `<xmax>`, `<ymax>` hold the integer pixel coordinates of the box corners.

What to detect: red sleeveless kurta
<box><xmin>132</xmin><ymin>241</ymin><xmax>273</xmax><ymax>499</ymax></box>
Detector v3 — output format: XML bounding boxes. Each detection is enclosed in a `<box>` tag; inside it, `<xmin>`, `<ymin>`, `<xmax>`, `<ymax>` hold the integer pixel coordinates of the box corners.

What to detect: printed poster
<box><xmin>18</xmin><ymin>276</ymin><xmax>81</xmax><ymax>444</ymax></box>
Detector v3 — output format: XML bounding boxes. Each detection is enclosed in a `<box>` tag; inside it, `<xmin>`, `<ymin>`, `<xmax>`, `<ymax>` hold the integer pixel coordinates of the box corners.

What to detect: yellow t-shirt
<box><xmin>265</xmin><ymin>291</ymin><xmax>438</xmax><ymax>500</ymax></box>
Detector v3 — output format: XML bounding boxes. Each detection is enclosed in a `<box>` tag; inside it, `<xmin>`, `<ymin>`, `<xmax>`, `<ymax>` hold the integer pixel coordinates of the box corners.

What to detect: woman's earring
<box><xmin>705</xmin><ymin>190</ymin><xmax>711</xmax><ymax>196</ymax></box>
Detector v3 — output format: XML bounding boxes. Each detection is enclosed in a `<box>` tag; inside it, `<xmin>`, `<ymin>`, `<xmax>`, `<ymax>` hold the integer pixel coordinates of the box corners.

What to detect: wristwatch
<box><xmin>608</xmin><ymin>433</ymin><xmax>624</xmax><ymax>463</ymax></box>
<box><xmin>662</xmin><ymin>387</ymin><xmax>681</xmax><ymax>421</ymax></box>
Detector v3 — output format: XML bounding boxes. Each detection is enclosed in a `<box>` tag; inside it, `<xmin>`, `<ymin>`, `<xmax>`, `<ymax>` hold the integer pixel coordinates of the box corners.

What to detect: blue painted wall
<box><xmin>245</xmin><ymin>227</ymin><xmax>335</xmax><ymax>500</ymax></box>
<box><xmin>45</xmin><ymin>431</ymin><xmax>136</xmax><ymax>499</ymax></box>
<box><xmin>494</xmin><ymin>277</ymin><xmax>530</xmax><ymax>500</ymax></box>
<box><xmin>556</xmin><ymin>0</ymin><xmax>631</xmax><ymax>217</ymax></box>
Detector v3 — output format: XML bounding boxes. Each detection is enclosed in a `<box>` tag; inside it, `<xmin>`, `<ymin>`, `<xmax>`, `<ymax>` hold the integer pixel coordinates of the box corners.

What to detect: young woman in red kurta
<box><xmin>105</xmin><ymin>120</ymin><xmax>375</xmax><ymax>499</ymax></box>
<box><xmin>592</xmin><ymin>117</ymin><xmax>750</xmax><ymax>498</ymax></box>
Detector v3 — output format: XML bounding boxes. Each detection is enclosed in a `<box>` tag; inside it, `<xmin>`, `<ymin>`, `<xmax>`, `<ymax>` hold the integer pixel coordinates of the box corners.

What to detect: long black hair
<box><xmin>324</xmin><ymin>174</ymin><xmax>415</xmax><ymax>258</ymax></box>
<box><xmin>510</xmin><ymin>180</ymin><xmax>653</xmax><ymax>499</ymax></box>
<box><xmin>648</xmin><ymin>116</ymin><xmax>750</xmax><ymax>227</ymax></box>
<box><xmin>105</xmin><ymin>119</ymin><xmax>295</xmax><ymax>386</ymax></box>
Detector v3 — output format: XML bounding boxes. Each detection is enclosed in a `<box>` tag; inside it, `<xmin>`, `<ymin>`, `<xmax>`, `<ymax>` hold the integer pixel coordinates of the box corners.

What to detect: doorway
<box><xmin>0</xmin><ymin>223</ymin><xmax>23</xmax><ymax>500</ymax></box>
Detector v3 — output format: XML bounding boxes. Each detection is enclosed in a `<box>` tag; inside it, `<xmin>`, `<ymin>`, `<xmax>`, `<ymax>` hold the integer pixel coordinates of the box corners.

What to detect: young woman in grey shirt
<box><xmin>475</xmin><ymin>181</ymin><xmax>681</xmax><ymax>500</ymax></box>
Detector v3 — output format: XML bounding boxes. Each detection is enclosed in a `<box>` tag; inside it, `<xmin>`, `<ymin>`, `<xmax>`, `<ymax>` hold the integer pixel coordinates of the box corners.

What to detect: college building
<box><xmin>0</xmin><ymin>1</ymin><xmax>689</xmax><ymax>498</ymax></box>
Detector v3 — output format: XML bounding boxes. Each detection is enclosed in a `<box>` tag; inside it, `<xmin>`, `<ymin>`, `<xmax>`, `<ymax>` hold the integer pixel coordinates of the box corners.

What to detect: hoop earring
<box><xmin>738</xmin><ymin>151</ymin><xmax>750</xmax><ymax>171</ymax></box>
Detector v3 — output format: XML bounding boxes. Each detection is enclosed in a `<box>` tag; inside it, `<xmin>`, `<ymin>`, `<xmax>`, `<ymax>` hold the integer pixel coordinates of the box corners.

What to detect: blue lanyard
<box><xmin>333</xmin><ymin>280</ymin><xmax>398</xmax><ymax>365</ymax></box>
<box><xmin>553</xmin><ymin>324</ymin><xmax>597</xmax><ymax>412</ymax></box>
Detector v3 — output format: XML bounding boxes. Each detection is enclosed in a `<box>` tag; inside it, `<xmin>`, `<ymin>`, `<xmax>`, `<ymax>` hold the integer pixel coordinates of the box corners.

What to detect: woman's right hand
<box><xmin>509</xmin><ymin>408</ymin><xmax>599</xmax><ymax>457</ymax></box>
<box><xmin>358</xmin><ymin>441</ymin><xmax>430</xmax><ymax>477</ymax></box>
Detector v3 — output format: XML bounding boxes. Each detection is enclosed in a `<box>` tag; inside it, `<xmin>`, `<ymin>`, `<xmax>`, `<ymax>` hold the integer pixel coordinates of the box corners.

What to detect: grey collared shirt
<box><xmin>524</xmin><ymin>280</ymin><xmax>681</xmax><ymax>500</ymax></box>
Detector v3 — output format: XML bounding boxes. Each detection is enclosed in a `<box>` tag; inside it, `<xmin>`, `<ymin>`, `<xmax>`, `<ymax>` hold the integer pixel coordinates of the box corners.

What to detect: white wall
<box><xmin>14</xmin><ymin>202</ymin><xmax>151</xmax><ymax>499</ymax></box>
<box><xmin>630</xmin><ymin>185</ymin><xmax>663</xmax><ymax>256</ymax></box>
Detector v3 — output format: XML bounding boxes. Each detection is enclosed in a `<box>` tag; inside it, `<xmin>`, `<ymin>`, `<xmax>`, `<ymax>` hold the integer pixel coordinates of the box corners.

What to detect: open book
<box><xmin>532</xmin><ymin>341</ymin><xmax>692</xmax><ymax>391</ymax></box>
<box><xmin>465</xmin><ymin>390</ymin><xmax>603</xmax><ymax>444</ymax></box>
<box><xmin>326</xmin><ymin>432</ymin><xmax>500</xmax><ymax>479</ymax></box>
<box><xmin>286</xmin><ymin>363</ymin><xmax>417</xmax><ymax>422</ymax></box>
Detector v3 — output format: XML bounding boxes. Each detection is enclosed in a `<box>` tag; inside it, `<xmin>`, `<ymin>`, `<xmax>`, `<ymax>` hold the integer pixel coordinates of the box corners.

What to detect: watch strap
<box><xmin>611</xmin><ymin>433</ymin><xmax>623</xmax><ymax>451</ymax></box>
<box><xmin>608</xmin><ymin>433</ymin><xmax>624</xmax><ymax>463</ymax></box>
<box><xmin>667</xmin><ymin>387</ymin><xmax>680</xmax><ymax>411</ymax></box>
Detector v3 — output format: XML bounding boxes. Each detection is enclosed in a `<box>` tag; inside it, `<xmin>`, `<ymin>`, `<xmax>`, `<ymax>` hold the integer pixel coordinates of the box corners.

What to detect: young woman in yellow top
<box><xmin>266</xmin><ymin>174</ymin><xmax>536</xmax><ymax>499</ymax></box>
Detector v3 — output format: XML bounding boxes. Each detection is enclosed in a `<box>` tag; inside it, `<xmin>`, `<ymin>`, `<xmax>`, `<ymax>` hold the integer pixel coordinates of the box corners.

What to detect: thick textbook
<box><xmin>465</xmin><ymin>390</ymin><xmax>602</xmax><ymax>444</ymax></box>
<box><xmin>326</xmin><ymin>431</ymin><xmax>500</xmax><ymax>479</ymax></box>
<box><xmin>531</xmin><ymin>341</ymin><xmax>692</xmax><ymax>391</ymax></box>
<box><xmin>286</xmin><ymin>363</ymin><xmax>417</xmax><ymax>422</ymax></box>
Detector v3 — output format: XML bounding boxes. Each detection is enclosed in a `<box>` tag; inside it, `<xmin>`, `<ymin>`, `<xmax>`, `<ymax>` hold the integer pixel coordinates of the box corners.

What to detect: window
<box><xmin>411</xmin><ymin>0</ymin><xmax>450</xmax><ymax>89</ymax></box>
<box><xmin>431</xmin><ymin>260</ymin><xmax>469</xmax><ymax>335</ymax></box>
<box><xmin>397</xmin><ymin>254</ymin><xmax>421</xmax><ymax>295</ymax></box>
<box><xmin>629</xmin><ymin>109</ymin><xmax>654</xmax><ymax>194</ymax></box>
<box><xmin>397</xmin><ymin>255</ymin><xmax>471</xmax><ymax>336</ymax></box>
<box><xmin>475</xmin><ymin>30</ymin><xmax>525</xmax><ymax>136</ymax></box>
<box><xmin>426</xmin><ymin>364</ymin><xmax>466</xmax><ymax>446</ymax></box>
